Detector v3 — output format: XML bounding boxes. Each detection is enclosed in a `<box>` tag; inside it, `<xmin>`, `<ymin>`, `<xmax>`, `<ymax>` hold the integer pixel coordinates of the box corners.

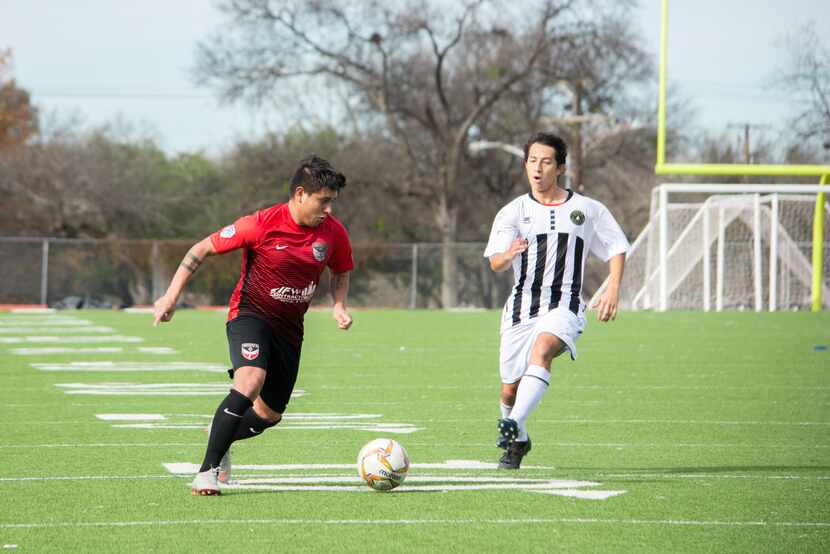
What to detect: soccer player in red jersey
<box><xmin>152</xmin><ymin>156</ymin><xmax>354</xmax><ymax>495</ymax></box>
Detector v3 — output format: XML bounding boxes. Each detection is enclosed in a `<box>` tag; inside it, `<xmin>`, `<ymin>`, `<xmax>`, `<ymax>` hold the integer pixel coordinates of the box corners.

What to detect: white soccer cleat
<box><xmin>218</xmin><ymin>450</ymin><xmax>231</xmax><ymax>484</ymax></box>
<box><xmin>191</xmin><ymin>467</ymin><xmax>221</xmax><ymax>496</ymax></box>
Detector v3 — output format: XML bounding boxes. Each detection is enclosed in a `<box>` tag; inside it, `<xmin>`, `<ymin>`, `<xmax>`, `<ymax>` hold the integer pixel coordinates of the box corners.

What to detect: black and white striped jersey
<box><xmin>484</xmin><ymin>190</ymin><xmax>629</xmax><ymax>328</ymax></box>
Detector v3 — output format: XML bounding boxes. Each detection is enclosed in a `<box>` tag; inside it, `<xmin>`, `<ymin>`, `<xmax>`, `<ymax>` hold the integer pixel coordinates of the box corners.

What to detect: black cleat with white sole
<box><xmin>498</xmin><ymin>437</ymin><xmax>532</xmax><ymax>469</ymax></box>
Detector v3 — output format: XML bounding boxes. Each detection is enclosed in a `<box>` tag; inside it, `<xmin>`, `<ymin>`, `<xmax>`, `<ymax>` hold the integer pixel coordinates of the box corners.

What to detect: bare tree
<box><xmin>195</xmin><ymin>0</ymin><xmax>646</xmax><ymax>307</ymax></box>
<box><xmin>775</xmin><ymin>22</ymin><xmax>830</xmax><ymax>151</ymax></box>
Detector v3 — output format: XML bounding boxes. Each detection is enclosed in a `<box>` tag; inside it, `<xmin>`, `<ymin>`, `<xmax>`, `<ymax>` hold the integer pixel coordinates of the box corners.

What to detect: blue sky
<box><xmin>1</xmin><ymin>0</ymin><xmax>827</xmax><ymax>155</ymax></box>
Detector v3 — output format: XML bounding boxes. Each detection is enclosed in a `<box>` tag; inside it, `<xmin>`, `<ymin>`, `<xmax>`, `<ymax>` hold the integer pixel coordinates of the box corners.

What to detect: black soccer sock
<box><xmin>232</xmin><ymin>407</ymin><xmax>279</xmax><ymax>442</ymax></box>
<box><xmin>199</xmin><ymin>389</ymin><xmax>252</xmax><ymax>472</ymax></box>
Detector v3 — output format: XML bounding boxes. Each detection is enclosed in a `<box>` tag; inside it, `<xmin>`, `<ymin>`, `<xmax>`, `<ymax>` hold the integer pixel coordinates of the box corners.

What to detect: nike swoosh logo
<box><xmin>275</xmin><ymin>245</ymin><xmax>288</xmax><ymax>250</ymax></box>
<box><xmin>249</xmin><ymin>427</ymin><xmax>260</xmax><ymax>434</ymax></box>
<box><xmin>223</xmin><ymin>408</ymin><xmax>243</xmax><ymax>418</ymax></box>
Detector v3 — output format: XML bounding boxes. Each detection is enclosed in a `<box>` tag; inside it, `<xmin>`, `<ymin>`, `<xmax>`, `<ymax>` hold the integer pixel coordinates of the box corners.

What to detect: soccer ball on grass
<box><xmin>356</xmin><ymin>438</ymin><xmax>410</xmax><ymax>491</ymax></box>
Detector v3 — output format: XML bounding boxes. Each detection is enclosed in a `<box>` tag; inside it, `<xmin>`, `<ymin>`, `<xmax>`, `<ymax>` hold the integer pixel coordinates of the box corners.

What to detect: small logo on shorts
<box><xmin>570</xmin><ymin>210</ymin><xmax>585</xmax><ymax>225</ymax></box>
<box><xmin>312</xmin><ymin>241</ymin><xmax>328</xmax><ymax>262</ymax></box>
<box><xmin>241</xmin><ymin>343</ymin><xmax>260</xmax><ymax>361</ymax></box>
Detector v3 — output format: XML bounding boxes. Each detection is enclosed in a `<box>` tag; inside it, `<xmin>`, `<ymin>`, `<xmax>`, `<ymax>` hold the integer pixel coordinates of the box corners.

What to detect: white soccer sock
<box><xmin>510</xmin><ymin>365</ymin><xmax>550</xmax><ymax>442</ymax></box>
<box><xmin>500</xmin><ymin>402</ymin><xmax>512</xmax><ymax>419</ymax></box>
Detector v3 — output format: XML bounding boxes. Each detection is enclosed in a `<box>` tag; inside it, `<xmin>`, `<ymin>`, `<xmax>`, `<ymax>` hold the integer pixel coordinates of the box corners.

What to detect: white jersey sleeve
<box><xmin>589</xmin><ymin>204</ymin><xmax>630</xmax><ymax>262</ymax></box>
<box><xmin>483</xmin><ymin>202</ymin><xmax>519</xmax><ymax>258</ymax></box>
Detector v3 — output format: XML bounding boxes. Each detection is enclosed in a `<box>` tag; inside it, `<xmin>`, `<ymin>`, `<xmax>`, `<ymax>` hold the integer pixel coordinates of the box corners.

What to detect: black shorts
<box><xmin>226</xmin><ymin>315</ymin><xmax>301</xmax><ymax>413</ymax></box>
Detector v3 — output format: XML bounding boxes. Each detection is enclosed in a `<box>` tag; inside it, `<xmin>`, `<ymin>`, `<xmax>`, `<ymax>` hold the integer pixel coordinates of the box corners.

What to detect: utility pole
<box><xmin>726</xmin><ymin>122</ymin><xmax>772</xmax><ymax>164</ymax></box>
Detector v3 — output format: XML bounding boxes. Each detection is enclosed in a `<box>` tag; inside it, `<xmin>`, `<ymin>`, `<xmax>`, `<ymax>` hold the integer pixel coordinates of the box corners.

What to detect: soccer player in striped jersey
<box><xmin>484</xmin><ymin>132</ymin><xmax>629</xmax><ymax>469</ymax></box>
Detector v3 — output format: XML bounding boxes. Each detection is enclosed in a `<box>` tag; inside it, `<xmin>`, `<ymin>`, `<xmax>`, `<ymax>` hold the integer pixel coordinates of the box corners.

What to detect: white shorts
<box><xmin>499</xmin><ymin>308</ymin><xmax>586</xmax><ymax>384</ymax></box>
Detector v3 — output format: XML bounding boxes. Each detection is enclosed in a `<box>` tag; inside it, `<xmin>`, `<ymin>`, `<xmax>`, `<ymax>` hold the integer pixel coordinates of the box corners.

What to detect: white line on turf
<box><xmin>11</xmin><ymin>347</ymin><xmax>124</xmax><ymax>355</ymax></box>
<box><xmin>0</xmin><ymin>319</ymin><xmax>91</xmax><ymax>326</ymax></box>
<box><xmin>0</xmin><ymin>326</ymin><xmax>113</xmax><ymax>334</ymax></box>
<box><xmin>315</xmin><ymin>383</ymin><xmax>830</xmax><ymax>391</ymax></box>
<box><xmin>96</xmin><ymin>411</ymin><xmax>420</xmax><ymax>433</ymax></box>
<box><xmin>33</xmin><ymin>361</ymin><xmax>227</xmax><ymax>372</ymax></box>
<box><xmin>0</xmin><ymin>335</ymin><xmax>143</xmax><ymax>344</ymax></box>
<box><xmin>9</xmin><ymin>346</ymin><xmax>178</xmax><ymax>355</ymax></box>
<box><xmin>95</xmin><ymin>414</ymin><xmax>167</xmax><ymax>421</ymax></box>
<box><xmin>408</xmin><ymin>418</ymin><xmax>830</xmax><ymax>426</ymax></box>
<box><xmin>0</xmin><ymin>518</ymin><xmax>827</xmax><ymax>529</ymax></box>
<box><xmin>55</xmin><ymin>384</ymin><xmax>306</xmax><ymax>397</ymax></box>
<box><xmin>598</xmin><ymin>473</ymin><xmax>830</xmax><ymax>481</ymax></box>
<box><xmin>0</xmin><ymin>443</ymin><xmax>204</xmax><ymax>449</ymax></box>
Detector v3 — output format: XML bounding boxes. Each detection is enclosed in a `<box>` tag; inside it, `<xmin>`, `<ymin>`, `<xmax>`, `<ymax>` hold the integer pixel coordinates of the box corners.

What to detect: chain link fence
<box><xmin>0</xmin><ymin>238</ymin><xmax>523</xmax><ymax>309</ymax></box>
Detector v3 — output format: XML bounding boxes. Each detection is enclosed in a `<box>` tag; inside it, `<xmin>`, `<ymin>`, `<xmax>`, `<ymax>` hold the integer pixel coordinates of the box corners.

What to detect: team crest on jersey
<box><xmin>312</xmin><ymin>241</ymin><xmax>328</xmax><ymax>262</ymax></box>
<box><xmin>241</xmin><ymin>343</ymin><xmax>260</xmax><ymax>361</ymax></box>
<box><xmin>570</xmin><ymin>210</ymin><xmax>586</xmax><ymax>225</ymax></box>
<box><xmin>220</xmin><ymin>224</ymin><xmax>236</xmax><ymax>238</ymax></box>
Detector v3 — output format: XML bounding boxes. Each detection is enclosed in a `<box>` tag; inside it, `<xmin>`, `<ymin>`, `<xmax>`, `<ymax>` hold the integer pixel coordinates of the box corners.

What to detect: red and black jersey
<box><xmin>210</xmin><ymin>203</ymin><xmax>354</xmax><ymax>347</ymax></box>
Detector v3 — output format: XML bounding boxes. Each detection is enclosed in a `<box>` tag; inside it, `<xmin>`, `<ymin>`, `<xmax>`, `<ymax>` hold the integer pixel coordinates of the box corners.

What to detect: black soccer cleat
<box><xmin>496</xmin><ymin>434</ymin><xmax>509</xmax><ymax>450</ymax></box>
<box><xmin>497</xmin><ymin>418</ymin><xmax>519</xmax><ymax>445</ymax></box>
<box><xmin>498</xmin><ymin>437</ymin><xmax>532</xmax><ymax>470</ymax></box>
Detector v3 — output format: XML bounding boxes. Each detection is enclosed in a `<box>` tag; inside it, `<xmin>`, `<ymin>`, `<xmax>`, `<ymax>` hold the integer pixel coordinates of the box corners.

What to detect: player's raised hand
<box><xmin>333</xmin><ymin>303</ymin><xmax>353</xmax><ymax>330</ymax></box>
<box><xmin>507</xmin><ymin>237</ymin><xmax>529</xmax><ymax>258</ymax></box>
<box><xmin>591</xmin><ymin>287</ymin><xmax>620</xmax><ymax>322</ymax></box>
<box><xmin>153</xmin><ymin>295</ymin><xmax>177</xmax><ymax>326</ymax></box>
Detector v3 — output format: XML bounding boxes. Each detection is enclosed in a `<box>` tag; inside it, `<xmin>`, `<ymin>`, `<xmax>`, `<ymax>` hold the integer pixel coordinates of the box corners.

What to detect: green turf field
<box><xmin>1</xmin><ymin>308</ymin><xmax>828</xmax><ymax>552</ymax></box>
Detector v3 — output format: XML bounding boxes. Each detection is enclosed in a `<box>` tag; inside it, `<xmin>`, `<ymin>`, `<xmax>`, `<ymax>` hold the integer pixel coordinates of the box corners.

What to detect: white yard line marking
<box><xmin>136</xmin><ymin>347</ymin><xmax>177</xmax><ymax>354</ymax></box>
<box><xmin>96</xmin><ymin>412</ymin><xmax>419</xmax><ymax>433</ymax></box>
<box><xmin>163</xmin><ymin>460</ymin><xmax>553</xmax><ymax>473</ymax></box>
<box><xmin>33</xmin><ymin>361</ymin><xmax>226</xmax><ymax>372</ymax></box>
<box><xmin>0</xmin><ymin>335</ymin><xmax>143</xmax><ymax>344</ymax></box>
<box><xmin>534</xmin><ymin>418</ymin><xmax>830</xmax><ymax>426</ymax></box>
<box><xmin>0</xmin><ymin>443</ymin><xmax>204</xmax><ymax>449</ymax></box>
<box><xmin>11</xmin><ymin>347</ymin><xmax>123</xmax><ymax>355</ymax></box>
<box><xmin>56</xmin><ymin>383</ymin><xmax>306</xmax><ymax>397</ymax></box>
<box><xmin>9</xmin><ymin>347</ymin><xmax>177</xmax><ymax>355</ymax></box>
<box><xmin>411</xmin><ymin>418</ymin><xmax>830</xmax><ymax>427</ymax></box>
<box><xmin>0</xmin><ymin>326</ymin><xmax>113</xmax><ymax>334</ymax></box>
<box><xmin>318</xmin><ymin>384</ymin><xmax>830</xmax><ymax>392</ymax></box>
<box><xmin>95</xmin><ymin>414</ymin><xmax>167</xmax><ymax>421</ymax></box>
<box><xmin>0</xmin><ymin>475</ymin><xmax>178</xmax><ymax>482</ymax></box>
<box><xmin>0</xmin><ymin>518</ymin><xmax>827</xmax><ymax>529</ymax></box>
<box><xmin>598</xmin><ymin>472</ymin><xmax>830</xmax><ymax>481</ymax></box>
<box><xmin>0</xmin><ymin>319</ymin><xmax>91</xmax><ymax>326</ymax></box>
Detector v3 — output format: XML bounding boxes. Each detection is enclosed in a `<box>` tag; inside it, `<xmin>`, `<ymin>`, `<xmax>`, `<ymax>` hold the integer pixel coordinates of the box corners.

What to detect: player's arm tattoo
<box><xmin>330</xmin><ymin>271</ymin><xmax>350</xmax><ymax>302</ymax></box>
<box><xmin>179</xmin><ymin>251</ymin><xmax>204</xmax><ymax>274</ymax></box>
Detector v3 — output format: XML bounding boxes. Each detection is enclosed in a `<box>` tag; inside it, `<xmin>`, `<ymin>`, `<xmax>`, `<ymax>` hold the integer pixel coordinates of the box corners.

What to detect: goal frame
<box><xmin>599</xmin><ymin>183</ymin><xmax>830</xmax><ymax>312</ymax></box>
<box><xmin>654</xmin><ymin>0</ymin><xmax>829</xmax><ymax>310</ymax></box>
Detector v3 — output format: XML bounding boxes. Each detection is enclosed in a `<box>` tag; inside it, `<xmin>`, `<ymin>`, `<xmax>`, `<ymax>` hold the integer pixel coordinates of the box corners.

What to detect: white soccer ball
<box><xmin>356</xmin><ymin>438</ymin><xmax>410</xmax><ymax>491</ymax></box>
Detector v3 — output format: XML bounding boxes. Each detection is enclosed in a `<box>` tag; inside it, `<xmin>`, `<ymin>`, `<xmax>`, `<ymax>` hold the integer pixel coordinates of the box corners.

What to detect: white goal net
<box><xmin>591</xmin><ymin>184</ymin><xmax>830</xmax><ymax>311</ymax></box>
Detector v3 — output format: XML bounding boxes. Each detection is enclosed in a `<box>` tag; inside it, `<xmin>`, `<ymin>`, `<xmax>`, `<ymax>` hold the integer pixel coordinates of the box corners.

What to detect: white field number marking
<box><xmin>163</xmin><ymin>461</ymin><xmax>625</xmax><ymax>500</ymax></box>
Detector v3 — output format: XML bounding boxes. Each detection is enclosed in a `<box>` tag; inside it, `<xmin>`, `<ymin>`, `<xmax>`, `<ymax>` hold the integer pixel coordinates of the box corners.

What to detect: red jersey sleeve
<box><xmin>327</xmin><ymin>220</ymin><xmax>354</xmax><ymax>273</ymax></box>
<box><xmin>209</xmin><ymin>213</ymin><xmax>261</xmax><ymax>254</ymax></box>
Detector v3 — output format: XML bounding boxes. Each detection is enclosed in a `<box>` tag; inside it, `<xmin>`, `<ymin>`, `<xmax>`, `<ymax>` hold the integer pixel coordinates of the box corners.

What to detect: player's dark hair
<box><xmin>290</xmin><ymin>155</ymin><xmax>347</xmax><ymax>194</ymax></box>
<box><xmin>523</xmin><ymin>133</ymin><xmax>567</xmax><ymax>166</ymax></box>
